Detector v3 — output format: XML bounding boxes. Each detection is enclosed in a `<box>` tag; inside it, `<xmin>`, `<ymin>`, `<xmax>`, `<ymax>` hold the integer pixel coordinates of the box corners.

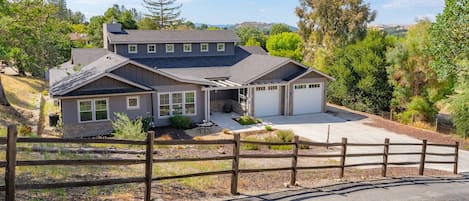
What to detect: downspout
<box><xmin>150</xmin><ymin>91</ymin><xmax>155</xmax><ymax>127</ymax></box>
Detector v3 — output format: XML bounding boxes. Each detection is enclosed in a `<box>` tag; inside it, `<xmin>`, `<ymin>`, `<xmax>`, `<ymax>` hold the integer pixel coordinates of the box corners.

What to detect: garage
<box><xmin>254</xmin><ymin>86</ymin><xmax>280</xmax><ymax>117</ymax></box>
<box><xmin>293</xmin><ymin>83</ymin><xmax>323</xmax><ymax>115</ymax></box>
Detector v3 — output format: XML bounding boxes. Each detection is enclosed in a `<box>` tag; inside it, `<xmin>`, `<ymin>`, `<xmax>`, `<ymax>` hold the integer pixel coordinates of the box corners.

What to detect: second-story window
<box><xmin>147</xmin><ymin>44</ymin><xmax>156</xmax><ymax>53</ymax></box>
<box><xmin>183</xmin><ymin>44</ymin><xmax>192</xmax><ymax>52</ymax></box>
<box><xmin>200</xmin><ymin>43</ymin><xmax>209</xmax><ymax>52</ymax></box>
<box><xmin>166</xmin><ymin>44</ymin><xmax>174</xmax><ymax>53</ymax></box>
<box><xmin>217</xmin><ymin>43</ymin><xmax>225</xmax><ymax>52</ymax></box>
<box><xmin>128</xmin><ymin>45</ymin><xmax>138</xmax><ymax>54</ymax></box>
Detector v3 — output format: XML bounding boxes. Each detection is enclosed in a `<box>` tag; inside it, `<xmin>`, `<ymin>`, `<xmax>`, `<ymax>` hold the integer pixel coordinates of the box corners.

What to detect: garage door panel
<box><xmin>293</xmin><ymin>83</ymin><xmax>323</xmax><ymax>115</ymax></box>
<box><xmin>254</xmin><ymin>86</ymin><xmax>280</xmax><ymax>117</ymax></box>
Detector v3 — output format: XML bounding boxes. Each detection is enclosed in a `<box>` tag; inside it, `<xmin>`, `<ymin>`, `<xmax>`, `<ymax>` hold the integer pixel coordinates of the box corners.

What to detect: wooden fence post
<box><xmin>144</xmin><ymin>131</ymin><xmax>155</xmax><ymax>201</ymax></box>
<box><xmin>454</xmin><ymin>141</ymin><xmax>459</xmax><ymax>175</ymax></box>
<box><xmin>382</xmin><ymin>138</ymin><xmax>390</xmax><ymax>177</ymax></box>
<box><xmin>419</xmin><ymin>139</ymin><xmax>427</xmax><ymax>176</ymax></box>
<box><xmin>339</xmin><ymin>137</ymin><xmax>347</xmax><ymax>178</ymax></box>
<box><xmin>231</xmin><ymin>133</ymin><xmax>240</xmax><ymax>195</ymax></box>
<box><xmin>290</xmin><ymin>136</ymin><xmax>299</xmax><ymax>186</ymax></box>
<box><xmin>6</xmin><ymin>125</ymin><xmax>17</xmax><ymax>201</ymax></box>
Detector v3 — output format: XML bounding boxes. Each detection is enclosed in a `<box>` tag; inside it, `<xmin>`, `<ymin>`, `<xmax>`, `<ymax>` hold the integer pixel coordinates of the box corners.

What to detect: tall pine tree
<box><xmin>143</xmin><ymin>0</ymin><xmax>182</xmax><ymax>29</ymax></box>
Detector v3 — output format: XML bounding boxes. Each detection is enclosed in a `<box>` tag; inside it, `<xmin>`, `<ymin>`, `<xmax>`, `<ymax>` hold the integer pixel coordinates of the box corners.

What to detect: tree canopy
<box><xmin>235</xmin><ymin>26</ymin><xmax>267</xmax><ymax>49</ymax></box>
<box><xmin>327</xmin><ymin>30</ymin><xmax>393</xmax><ymax>113</ymax></box>
<box><xmin>269</xmin><ymin>23</ymin><xmax>291</xmax><ymax>35</ymax></box>
<box><xmin>296</xmin><ymin>0</ymin><xmax>375</xmax><ymax>65</ymax></box>
<box><xmin>143</xmin><ymin>0</ymin><xmax>183</xmax><ymax>29</ymax></box>
<box><xmin>266</xmin><ymin>32</ymin><xmax>303</xmax><ymax>62</ymax></box>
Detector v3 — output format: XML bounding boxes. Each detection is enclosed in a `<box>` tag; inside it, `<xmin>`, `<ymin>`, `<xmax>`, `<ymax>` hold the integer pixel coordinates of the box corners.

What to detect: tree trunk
<box><xmin>0</xmin><ymin>76</ymin><xmax>10</xmax><ymax>106</ymax></box>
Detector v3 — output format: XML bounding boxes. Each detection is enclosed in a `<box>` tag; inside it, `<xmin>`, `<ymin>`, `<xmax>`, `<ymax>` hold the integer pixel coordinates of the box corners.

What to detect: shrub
<box><xmin>265</xmin><ymin>135</ymin><xmax>292</xmax><ymax>150</ymax></box>
<box><xmin>399</xmin><ymin>96</ymin><xmax>437</xmax><ymax>124</ymax></box>
<box><xmin>112</xmin><ymin>113</ymin><xmax>145</xmax><ymax>140</ymax></box>
<box><xmin>141</xmin><ymin>116</ymin><xmax>153</xmax><ymax>132</ymax></box>
<box><xmin>237</xmin><ymin>116</ymin><xmax>261</xmax><ymax>125</ymax></box>
<box><xmin>18</xmin><ymin>125</ymin><xmax>32</xmax><ymax>136</ymax></box>
<box><xmin>241</xmin><ymin>137</ymin><xmax>261</xmax><ymax>150</ymax></box>
<box><xmin>449</xmin><ymin>90</ymin><xmax>469</xmax><ymax>137</ymax></box>
<box><xmin>169</xmin><ymin>115</ymin><xmax>192</xmax><ymax>129</ymax></box>
<box><xmin>276</xmin><ymin>129</ymin><xmax>294</xmax><ymax>143</ymax></box>
<box><xmin>264</xmin><ymin>125</ymin><xmax>273</xmax><ymax>131</ymax></box>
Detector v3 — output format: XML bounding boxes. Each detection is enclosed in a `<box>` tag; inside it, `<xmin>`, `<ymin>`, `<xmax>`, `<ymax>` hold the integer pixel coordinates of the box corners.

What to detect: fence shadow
<box><xmin>226</xmin><ymin>173</ymin><xmax>469</xmax><ymax>201</ymax></box>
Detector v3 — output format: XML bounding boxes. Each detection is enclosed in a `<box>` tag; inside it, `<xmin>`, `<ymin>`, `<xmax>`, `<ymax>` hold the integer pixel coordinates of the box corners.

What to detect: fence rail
<box><xmin>1</xmin><ymin>125</ymin><xmax>460</xmax><ymax>201</ymax></box>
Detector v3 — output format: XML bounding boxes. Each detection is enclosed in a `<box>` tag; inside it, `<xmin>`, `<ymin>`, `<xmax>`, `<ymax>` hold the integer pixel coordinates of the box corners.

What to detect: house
<box><xmin>49</xmin><ymin>23</ymin><xmax>334</xmax><ymax>138</ymax></box>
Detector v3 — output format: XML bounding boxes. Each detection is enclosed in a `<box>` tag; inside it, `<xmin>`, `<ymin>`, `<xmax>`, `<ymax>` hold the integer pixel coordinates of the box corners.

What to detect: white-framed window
<box><xmin>267</xmin><ymin>86</ymin><xmax>278</xmax><ymax>91</ymax></box>
<box><xmin>158</xmin><ymin>91</ymin><xmax>197</xmax><ymax>118</ymax></box>
<box><xmin>147</xmin><ymin>44</ymin><xmax>156</xmax><ymax>53</ymax></box>
<box><xmin>308</xmin><ymin>83</ymin><xmax>321</xmax><ymax>88</ymax></box>
<box><xmin>256</xmin><ymin>86</ymin><xmax>266</xmax><ymax>91</ymax></box>
<box><xmin>183</xmin><ymin>43</ymin><xmax>192</xmax><ymax>52</ymax></box>
<box><xmin>166</xmin><ymin>44</ymin><xmax>174</xmax><ymax>53</ymax></box>
<box><xmin>217</xmin><ymin>43</ymin><xmax>225</xmax><ymax>52</ymax></box>
<box><xmin>126</xmin><ymin>96</ymin><xmax>140</xmax><ymax>110</ymax></box>
<box><xmin>200</xmin><ymin>43</ymin><xmax>209</xmax><ymax>52</ymax></box>
<box><xmin>128</xmin><ymin>44</ymin><xmax>138</xmax><ymax>54</ymax></box>
<box><xmin>78</xmin><ymin>99</ymin><xmax>109</xmax><ymax>122</ymax></box>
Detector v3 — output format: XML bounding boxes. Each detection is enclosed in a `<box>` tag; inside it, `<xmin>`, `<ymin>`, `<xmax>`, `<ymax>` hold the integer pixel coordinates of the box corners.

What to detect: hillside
<box><xmin>196</xmin><ymin>21</ymin><xmax>298</xmax><ymax>32</ymax></box>
<box><xmin>0</xmin><ymin>74</ymin><xmax>46</xmax><ymax>130</ymax></box>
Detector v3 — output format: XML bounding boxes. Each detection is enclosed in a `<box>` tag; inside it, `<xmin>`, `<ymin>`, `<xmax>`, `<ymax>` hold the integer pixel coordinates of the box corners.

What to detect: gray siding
<box><xmin>61</xmin><ymin>93</ymin><xmax>153</xmax><ymax>138</ymax></box>
<box><xmin>111</xmin><ymin>63</ymin><xmax>206</xmax><ymax>126</ymax></box>
<box><xmin>115</xmin><ymin>42</ymin><xmax>235</xmax><ymax>59</ymax></box>
<box><xmin>253</xmin><ymin>62</ymin><xmax>304</xmax><ymax>83</ymax></box>
<box><xmin>112</xmin><ymin>64</ymin><xmax>181</xmax><ymax>86</ymax></box>
<box><xmin>73</xmin><ymin>77</ymin><xmax>134</xmax><ymax>92</ymax></box>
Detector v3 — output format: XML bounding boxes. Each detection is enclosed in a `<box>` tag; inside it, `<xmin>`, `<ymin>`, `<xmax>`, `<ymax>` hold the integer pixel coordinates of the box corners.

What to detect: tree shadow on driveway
<box><xmin>226</xmin><ymin>173</ymin><xmax>469</xmax><ymax>201</ymax></box>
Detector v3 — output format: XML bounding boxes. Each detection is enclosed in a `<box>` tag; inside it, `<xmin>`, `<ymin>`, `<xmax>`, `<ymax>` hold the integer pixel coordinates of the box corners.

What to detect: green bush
<box><xmin>112</xmin><ymin>113</ymin><xmax>145</xmax><ymax>140</ymax></box>
<box><xmin>237</xmin><ymin>116</ymin><xmax>261</xmax><ymax>125</ymax></box>
<box><xmin>264</xmin><ymin>125</ymin><xmax>273</xmax><ymax>131</ymax></box>
<box><xmin>449</xmin><ymin>90</ymin><xmax>469</xmax><ymax>137</ymax></box>
<box><xmin>265</xmin><ymin>135</ymin><xmax>292</xmax><ymax>150</ymax></box>
<box><xmin>141</xmin><ymin>116</ymin><xmax>153</xmax><ymax>132</ymax></box>
<box><xmin>276</xmin><ymin>129</ymin><xmax>295</xmax><ymax>142</ymax></box>
<box><xmin>399</xmin><ymin>96</ymin><xmax>437</xmax><ymax>124</ymax></box>
<box><xmin>169</xmin><ymin>115</ymin><xmax>193</xmax><ymax>129</ymax></box>
<box><xmin>241</xmin><ymin>137</ymin><xmax>261</xmax><ymax>150</ymax></box>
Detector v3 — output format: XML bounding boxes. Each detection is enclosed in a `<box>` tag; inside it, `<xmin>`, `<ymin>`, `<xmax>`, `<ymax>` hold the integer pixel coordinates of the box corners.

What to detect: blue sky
<box><xmin>68</xmin><ymin>0</ymin><xmax>445</xmax><ymax>26</ymax></box>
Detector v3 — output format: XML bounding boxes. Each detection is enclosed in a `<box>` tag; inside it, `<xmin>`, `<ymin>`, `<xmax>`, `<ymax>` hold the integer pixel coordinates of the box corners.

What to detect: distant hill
<box><xmin>368</xmin><ymin>24</ymin><xmax>408</xmax><ymax>37</ymax></box>
<box><xmin>195</xmin><ymin>22</ymin><xmax>298</xmax><ymax>32</ymax></box>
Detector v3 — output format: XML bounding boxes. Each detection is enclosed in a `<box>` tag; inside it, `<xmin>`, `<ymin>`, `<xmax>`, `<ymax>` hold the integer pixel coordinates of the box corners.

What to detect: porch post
<box><xmin>284</xmin><ymin>85</ymin><xmax>288</xmax><ymax>116</ymax></box>
<box><xmin>204</xmin><ymin>90</ymin><xmax>208</xmax><ymax>121</ymax></box>
<box><xmin>207</xmin><ymin>90</ymin><xmax>211</xmax><ymax>121</ymax></box>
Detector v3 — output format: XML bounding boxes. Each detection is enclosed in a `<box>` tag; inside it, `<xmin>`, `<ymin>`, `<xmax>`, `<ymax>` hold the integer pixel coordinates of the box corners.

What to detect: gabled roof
<box><xmin>229</xmin><ymin>54</ymin><xmax>290</xmax><ymax>84</ymax></box>
<box><xmin>51</xmin><ymin>53</ymin><xmax>217</xmax><ymax>97</ymax></box>
<box><xmin>108</xmin><ymin>30</ymin><xmax>240</xmax><ymax>44</ymax></box>
<box><xmin>239</xmin><ymin>46</ymin><xmax>268</xmax><ymax>55</ymax></box>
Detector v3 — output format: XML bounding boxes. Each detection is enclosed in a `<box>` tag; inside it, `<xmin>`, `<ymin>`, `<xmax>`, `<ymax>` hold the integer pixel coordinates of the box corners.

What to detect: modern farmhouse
<box><xmin>49</xmin><ymin>23</ymin><xmax>334</xmax><ymax>138</ymax></box>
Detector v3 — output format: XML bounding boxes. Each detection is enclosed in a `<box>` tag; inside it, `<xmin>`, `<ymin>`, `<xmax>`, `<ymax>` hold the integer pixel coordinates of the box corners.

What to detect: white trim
<box><xmin>166</xmin><ymin>44</ymin><xmax>175</xmax><ymax>53</ymax></box>
<box><xmin>200</xmin><ymin>43</ymin><xmax>209</xmax><ymax>52</ymax></box>
<box><xmin>126</xmin><ymin>96</ymin><xmax>140</xmax><ymax>110</ymax></box>
<box><xmin>147</xmin><ymin>44</ymin><xmax>156</xmax><ymax>53</ymax></box>
<box><xmin>183</xmin><ymin>43</ymin><xmax>192</xmax><ymax>52</ymax></box>
<box><xmin>217</xmin><ymin>43</ymin><xmax>225</xmax><ymax>52</ymax></box>
<box><xmin>128</xmin><ymin>44</ymin><xmax>138</xmax><ymax>54</ymax></box>
<box><xmin>57</xmin><ymin>91</ymin><xmax>153</xmax><ymax>100</ymax></box>
<box><xmin>157</xmin><ymin>91</ymin><xmax>197</xmax><ymax>119</ymax></box>
<box><xmin>77</xmin><ymin>98</ymin><xmax>110</xmax><ymax>123</ymax></box>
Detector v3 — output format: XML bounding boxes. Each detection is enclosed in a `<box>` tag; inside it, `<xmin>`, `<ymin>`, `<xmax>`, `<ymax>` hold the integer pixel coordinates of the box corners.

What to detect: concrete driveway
<box><xmin>212</xmin><ymin>112</ymin><xmax>469</xmax><ymax>173</ymax></box>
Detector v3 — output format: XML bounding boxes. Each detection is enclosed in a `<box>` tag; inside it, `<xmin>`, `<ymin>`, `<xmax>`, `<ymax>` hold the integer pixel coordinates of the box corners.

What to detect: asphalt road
<box><xmin>227</xmin><ymin>174</ymin><xmax>469</xmax><ymax>201</ymax></box>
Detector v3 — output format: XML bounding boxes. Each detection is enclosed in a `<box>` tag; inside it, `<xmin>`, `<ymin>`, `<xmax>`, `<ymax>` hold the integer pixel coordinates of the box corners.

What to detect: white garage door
<box><xmin>254</xmin><ymin>86</ymin><xmax>280</xmax><ymax>117</ymax></box>
<box><xmin>293</xmin><ymin>83</ymin><xmax>323</xmax><ymax>115</ymax></box>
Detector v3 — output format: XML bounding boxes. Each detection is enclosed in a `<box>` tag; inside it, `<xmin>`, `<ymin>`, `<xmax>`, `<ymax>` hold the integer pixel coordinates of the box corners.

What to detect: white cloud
<box><xmin>382</xmin><ymin>0</ymin><xmax>444</xmax><ymax>9</ymax></box>
<box><xmin>415</xmin><ymin>14</ymin><xmax>436</xmax><ymax>21</ymax></box>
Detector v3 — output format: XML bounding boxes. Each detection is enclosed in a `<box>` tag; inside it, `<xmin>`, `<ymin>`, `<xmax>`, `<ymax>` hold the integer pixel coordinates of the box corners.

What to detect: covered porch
<box><xmin>202</xmin><ymin>79</ymin><xmax>290</xmax><ymax>122</ymax></box>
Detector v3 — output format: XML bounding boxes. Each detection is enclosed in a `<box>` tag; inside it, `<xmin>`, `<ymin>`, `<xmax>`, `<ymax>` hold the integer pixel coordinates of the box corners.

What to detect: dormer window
<box><xmin>200</xmin><ymin>43</ymin><xmax>209</xmax><ymax>52</ymax></box>
<box><xmin>217</xmin><ymin>43</ymin><xmax>225</xmax><ymax>52</ymax></box>
<box><xmin>128</xmin><ymin>45</ymin><xmax>137</xmax><ymax>54</ymax></box>
<box><xmin>147</xmin><ymin>44</ymin><xmax>156</xmax><ymax>53</ymax></box>
<box><xmin>166</xmin><ymin>44</ymin><xmax>174</xmax><ymax>53</ymax></box>
<box><xmin>183</xmin><ymin>44</ymin><xmax>192</xmax><ymax>52</ymax></box>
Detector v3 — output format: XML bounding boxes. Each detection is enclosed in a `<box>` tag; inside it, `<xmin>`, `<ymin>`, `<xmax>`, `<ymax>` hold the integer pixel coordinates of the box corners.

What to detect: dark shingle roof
<box><xmin>71</xmin><ymin>48</ymin><xmax>111</xmax><ymax>66</ymax></box>
<box><xmin>132</xmin><ymin>46</ymin><xmax>251</xmax><ymax>68</ymax></box>
<box><xmin>239</xmin><ymin>46</ymin><xmax>268</xmax><ymax>55</ymax></box>
<box><xmin>108</xmin><ymin>30</ymin><xmax>240</xmax><ymax>44</ymax></box>
<box><xmin>51</xmin><ymin>53</ymin><xmax>130</xmax><ymax>96</ymax></box>
<box><xmin>230</xmin><ymin>54</ymin><xmax>290</xmax><ymax>84</ymax></box>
